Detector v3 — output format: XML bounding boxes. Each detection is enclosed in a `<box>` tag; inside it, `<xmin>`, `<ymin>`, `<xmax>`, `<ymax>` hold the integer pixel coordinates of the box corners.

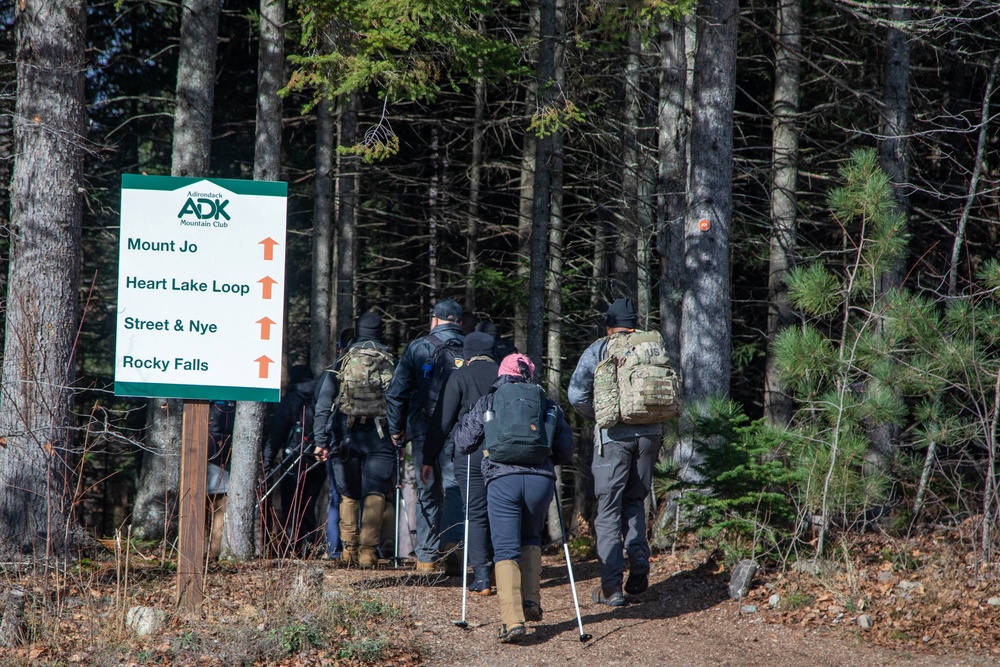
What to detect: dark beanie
<box><xmin>463</xmin><ymin>332</ymin><xmax>495</xmax><ymax>359</ymax></box>
<box><xmin>356</xmin><ymin>312</ymin><xmax>384</xmax><ymax>340</ymax></box>
<box><xmin>605</xmin><ymin>298</ymin><xmax>638</xmax><ymax>328</ymax></box>
<box><xmin>475</xmin><ymin>320</ymin><xmax>498</xmax><ymax>337</ymax></box>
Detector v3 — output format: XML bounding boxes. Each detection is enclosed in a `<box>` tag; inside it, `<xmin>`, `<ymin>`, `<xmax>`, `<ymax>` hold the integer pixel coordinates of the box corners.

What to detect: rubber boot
<box><xmin>359</xmin><ymin>494</ymin><xmax>385</xmax><ymax>569</ymax></box>
<box><xmin>339</xmin><ymin>497</ymin><xmax>360</xmax><ymax>567</ymax></box>
<box><xmin>495</xmin><ymin>560</ymin><xmax>526</xmax><ymax>643</ymax></box>
<box><xmin>520</xmin><ymin>546</ymin><xmax>543</xmax><ymax>622</ymax></box>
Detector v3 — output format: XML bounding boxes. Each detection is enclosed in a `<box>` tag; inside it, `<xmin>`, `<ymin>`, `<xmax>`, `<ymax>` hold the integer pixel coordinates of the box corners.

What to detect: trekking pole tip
<box><xmin>452</xmin><ymin>620</ymin><xmax>468</xmax><ymax>629</ymax></box>
<box><xmin>580</xmin><ymin>633</ymin><xmax>592</xmax><ymax>643</ymax></box>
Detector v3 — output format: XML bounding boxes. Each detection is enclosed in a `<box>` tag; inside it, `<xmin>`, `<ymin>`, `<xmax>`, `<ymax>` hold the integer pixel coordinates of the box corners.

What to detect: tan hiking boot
<box><xmin>495</xmin><ymin>559</ymin><xmax>525</xmax><ymax>643</ymax></box>
<box><xmin>339</xmin><ymin>497</ymin><xmax>360</xmax><ymax>567</ymax></box>
<box><xmin>520</xmin><ymin>546</ymin><xmax>543</xmax><ymax>621</ymax></box>
<box><xmin>359</xmin><ymin>495</ymin><xmax>385</xmax><ymax>569</ymax></box>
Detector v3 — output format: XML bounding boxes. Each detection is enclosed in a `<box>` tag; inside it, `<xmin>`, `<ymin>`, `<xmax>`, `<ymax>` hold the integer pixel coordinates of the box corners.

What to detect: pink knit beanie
<box><xmin>498</xmin><ymin>353</ymin><xmax>535</xmax><ymax>379</ymax></box>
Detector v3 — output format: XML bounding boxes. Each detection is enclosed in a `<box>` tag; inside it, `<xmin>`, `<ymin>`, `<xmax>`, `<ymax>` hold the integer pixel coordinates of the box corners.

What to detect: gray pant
<box><xmin>592</xmin><ymin>434</ymin><xmax>661</xmax><ymax>592</ymax></box>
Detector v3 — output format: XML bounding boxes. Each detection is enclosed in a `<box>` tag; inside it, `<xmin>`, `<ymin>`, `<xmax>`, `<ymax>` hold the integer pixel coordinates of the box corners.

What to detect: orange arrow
<box><xmin>255</xmin><ymin>355</ymin><xmax>274</xmax><ymax>379</ymax></box>
<box><xmin>259</xmin><ymin>237</ymin><xmax>279</xmax><ymax>261</ymax></box>
<box><xmin>258</xmin><ymin>276</ymin><xmax>278</xmax><ymax>299</ymax></box>
<box><xmin>256</xmin><ymin>316</ymin><xmax>276</xmax><ymax>340</ymax></box>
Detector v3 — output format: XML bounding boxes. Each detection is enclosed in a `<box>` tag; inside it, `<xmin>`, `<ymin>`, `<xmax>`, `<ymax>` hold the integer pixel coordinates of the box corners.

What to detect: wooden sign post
<box><xmin>177</xmin><ymin>399</ymin><xmax>209</xmax><ymax>611</ymax></box>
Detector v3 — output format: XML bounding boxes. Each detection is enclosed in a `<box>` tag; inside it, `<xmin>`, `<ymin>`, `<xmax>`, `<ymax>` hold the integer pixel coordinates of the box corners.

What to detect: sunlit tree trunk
<box><xmin>133</xmin><ymin>0</ymin><xmax>220</xmax><ymax>539</ymax></box>
<box><xmin>764</xmin><ymin>0</ymin><xmax>801</xmax><ymax>426</ymax></box>
<box><xmin>0</xmin><ymin>0</ymin><xmax>86</xmax><ymax>557</ymax></box>
<box><xmin>225</xmin><ymin>0</ymin><xmax>286</xmax><ymax>560</ymax></box>
<box><xmin>657</xmin><ymin>17</ymin><xmax>687</xmax><ymax>369</ymax></box>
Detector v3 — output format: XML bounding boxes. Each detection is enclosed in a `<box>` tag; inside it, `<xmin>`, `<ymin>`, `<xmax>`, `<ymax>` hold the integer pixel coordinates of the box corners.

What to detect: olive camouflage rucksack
<box><xmin>334</xmin><ymin>343</ymin><xmax>396</xmax><ymax>419</ymax></box>
<box><xmin>592</xmin><ymin>330</ymin><xmax>681</xmax><ymax>429</ymax></box>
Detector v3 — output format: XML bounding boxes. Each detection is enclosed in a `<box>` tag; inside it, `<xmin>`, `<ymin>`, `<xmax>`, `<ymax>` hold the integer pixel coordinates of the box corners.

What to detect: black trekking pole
<box><xmin>259</xmin><ymin>454</ymin><xmax>325</xmax><ymax>504</ymax></box>
<box><xmin>393</xmin><ymin>444</ymin><xmax>404</xmax><ymax>569</ymax></box>
<box><xmin>452</xmin><ymin>453</ymin><xmax>472</xmax><ymax>629</ymax></box>
<box><xmin>554</xmin><ymin>485</ymin><xmax>592</xmax><ymax>643</ymax></box>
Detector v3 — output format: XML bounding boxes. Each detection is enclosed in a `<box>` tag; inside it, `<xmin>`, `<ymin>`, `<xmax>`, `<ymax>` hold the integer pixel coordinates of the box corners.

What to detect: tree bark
<box><xmin>133</xmin><ymin>0</ymin><xmax>220</xmax><ymax>540</ymax></box>
<box><xmin>682</xmin><ymin>0</ymin><xmax>737</xmax><ymax>403</ymax></box>
<box><xmin>465</xmin><ymin>72</ymin><xmax>486</xmax><ymax>313</ymax></box>
<box><xmin>0</xmin><ymin>0</ymin><xmax>86</xmax><ymax>556</ymax></box>
<box><xmin>763</xmin><ymin>0</ymin><xmax>801</xmax><ymax>426</ymax></box>
<box><xmin>224</xmin><ymin>0</ymin><xmax>286</xmax><ymax>561</ymax></box>
<box><xmin>311</xmin><ymin>26</ymin><xmax>337</xmax><ymax>374</ymax></box>
<box><xmin>657</xmin><ymin>17</ymin><xmax>688</xmax><ymax>370</ymax></box>
<box><xmin>333</xmin><ymin>92</ymin><xmax>359</xmax><ymax>339</ymax></box>
<box><xmin>526</xmin><ymin>0</ymin><xmax>557</xmax><ymax>366</ymax></box>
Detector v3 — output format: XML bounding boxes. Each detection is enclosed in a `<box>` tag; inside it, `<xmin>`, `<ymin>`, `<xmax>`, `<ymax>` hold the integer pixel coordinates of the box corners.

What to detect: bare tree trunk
<box><xmin>224</xmin><ymin>0</ymin><xmax>286</xmax><ymax>561</ymax></box>
<box><xmin>311</xmin><ymin>28</ymin><xmax>337</xmax><ymax>375</ymax></box>
<box><xmin>657</xmin><ymin>17</ymin><xmax>688</xmax><ymax>370</ymax></box>
<box><xmin>0</xmin><ymin>0</ymin><xmax>86</xmax><ymax>557</ymax></box>
<box><xmin>465</xmin><ymin>72</ymin><xmax>486</xmax><ymax>313</ymax></box>
<box><xmin>764</xmin><ymin>0</ymin><xmax>801</xmax><ymax>426</ymax></box>
<box><xmin>133</xmin><ymin>0</ymin><xmax>220</xmax><ymax>540</ymax></box>
<box><xmin>334</xmin><ymin>92</ymin><xmax>359</xmax><ymax>339</ymax></box>
<box><xmin>515</xmin><ymin>1</ymin><xmax>540</xmax><ymax>352</ymax></box>
<box><xmin>682</xmin><ymin>0</ymin><xmax>736</xmax><ymax>403</ymax></box>
<box><xmin>526</xmin><ymin>0</ymin><xmax>557</xmax><ymax>366</ymax></box>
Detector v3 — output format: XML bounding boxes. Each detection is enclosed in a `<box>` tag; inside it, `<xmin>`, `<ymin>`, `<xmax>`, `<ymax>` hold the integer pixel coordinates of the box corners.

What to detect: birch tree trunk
<box><xmin>763</xmin><ymin>0</ymin><xmax>801</xmax><ymax>426</ymax></box>
<box><xmin>224</xmin><ymin>0</ymin><xmax>286</xmax><ymax>561</ymax></box>
<box><xmin>132</xmin><ymin>0</ymin><xmax>220</xmax><ymax>539</ymax></box>
<box><xmin>0</xmin><ymin>0</ymin><xmax>86</xmax><ymax>557</ymax></box>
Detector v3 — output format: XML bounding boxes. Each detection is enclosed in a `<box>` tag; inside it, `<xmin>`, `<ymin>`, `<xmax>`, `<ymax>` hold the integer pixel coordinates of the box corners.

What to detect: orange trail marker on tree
<box><xmin>698</xmin><ymin>218</ymin><xmax>711</xmax><ymax>231</ymax></box>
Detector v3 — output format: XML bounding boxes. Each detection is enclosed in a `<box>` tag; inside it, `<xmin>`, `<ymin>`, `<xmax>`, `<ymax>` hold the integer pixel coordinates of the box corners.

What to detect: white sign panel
<box><xmin>115</xmin><ymin>175</ymin><xmax>286</xmax><ymax>402</ymax></box>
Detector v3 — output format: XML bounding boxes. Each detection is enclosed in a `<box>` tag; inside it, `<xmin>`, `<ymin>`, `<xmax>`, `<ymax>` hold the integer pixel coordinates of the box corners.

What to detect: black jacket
<box><xmin>453</xmin><ymin>375</ymin><xmax>574</xmax><ymax>486</ymax></box>
<box><xmin>424</xmin><ymin>356</ymin><xmax>499</xmax><ymax>462</ymax></box>
<box><xmin>263</xmin><ymin>381</ymin><xmax>316</xmax><ymax>469</ymax></box>
<box><xmin>384</xmin><ymin>322</ymin><xmax>464</xmax><ymax>440</ymax></box>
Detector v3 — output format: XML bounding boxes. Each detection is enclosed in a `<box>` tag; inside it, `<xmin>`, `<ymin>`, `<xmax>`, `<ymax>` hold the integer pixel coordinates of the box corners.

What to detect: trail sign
<box><xmin>115</xmin><ymin>175</ymin><xmax>287</xmax><ymax>402</ymax></box>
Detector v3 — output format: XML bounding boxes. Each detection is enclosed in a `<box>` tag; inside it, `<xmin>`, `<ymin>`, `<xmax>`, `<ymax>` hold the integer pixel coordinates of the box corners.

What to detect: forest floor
<box><xmin>5</xmin><ymin>522</ymin><xmax>1000</xmax><ymax>666</ymax></box>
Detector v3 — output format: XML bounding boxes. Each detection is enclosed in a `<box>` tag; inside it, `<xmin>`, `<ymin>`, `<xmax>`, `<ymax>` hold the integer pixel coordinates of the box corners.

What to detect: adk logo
<box><xmin>177</xmin><ymin>198</ymin><xmax>231</xmax><ymax>221</ymax></box>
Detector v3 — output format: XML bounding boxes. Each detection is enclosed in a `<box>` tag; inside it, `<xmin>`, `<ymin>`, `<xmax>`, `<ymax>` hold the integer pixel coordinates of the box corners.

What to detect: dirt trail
<box><xmin>337</xmin><ymin>553</ymin><xmax>994</xmax><ymax>667</ymax></box>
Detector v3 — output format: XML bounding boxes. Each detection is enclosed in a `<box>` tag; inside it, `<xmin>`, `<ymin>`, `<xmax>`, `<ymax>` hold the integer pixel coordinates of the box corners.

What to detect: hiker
<box><xmin>385</xmin><ymin>299</ymin><xmax>466</xmax><ymax>572</ymax></box>
<box><xmin>425</xmin><ymin>331</ymin><xmax>500</xmax><ymax>593</ymax></box>
<box><xmin>262</xmin><ymin>365</ymin><xmax>325</xmax><ymax>557</ymax></box>
<box><xmin>453</xmin><ymin>353</ymin><xmax>575</xmax><ymax>643</ymax></box>
<box><xmin>206</xmin><ymin>399</ymin><xmax>235</xmax><ymax>559</ymax></box>
<box><xmin>475</xmin><ymin>319</ymin><xmax>517</xmax><ymax>361</ymax></box>
<box><xmin>569</xmin><ymin>297</ymin><xmax>680</xmax><ymax>606</ymax></box>
<box><xmin>313</xmin><ymin>312</ymin><xmax>396</xmax><ymax>568</ymax></box>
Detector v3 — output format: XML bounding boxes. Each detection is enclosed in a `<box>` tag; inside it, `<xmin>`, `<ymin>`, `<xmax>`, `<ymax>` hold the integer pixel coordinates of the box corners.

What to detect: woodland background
<box><xmin>2</xmin><ymin>0</ymin><xmax>1000</xmax><ymax>570</ymax></box>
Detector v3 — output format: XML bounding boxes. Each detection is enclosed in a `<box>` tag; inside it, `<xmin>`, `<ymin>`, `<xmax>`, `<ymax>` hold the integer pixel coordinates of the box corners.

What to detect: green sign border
<box><xmin>121</xmin><ymin>174</ymin><xmax>287</xmax><ymax>197</ymax></box>
<box><xmin>116</xmin><ymin>381</ymin><xmax>280</xmax><ymax>403</ymax></box>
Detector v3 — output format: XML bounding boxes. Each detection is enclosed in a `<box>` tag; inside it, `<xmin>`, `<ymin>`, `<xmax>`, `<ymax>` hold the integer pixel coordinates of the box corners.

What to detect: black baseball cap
<box><xmin>431</xmin><ymin>299</ymin><xmax>463</xmax><ymax>323</ymax></box>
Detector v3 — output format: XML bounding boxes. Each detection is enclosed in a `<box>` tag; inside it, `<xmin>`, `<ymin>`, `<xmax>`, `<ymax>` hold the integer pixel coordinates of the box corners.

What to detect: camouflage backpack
<box><xmin>592</xmin><ymin>330</ymin><xmax>681</xmax><ymax>429</ymax></box>
<box><xmin>334</xmin><ymin>343</ymin><xmax>396</xmax><ymax>419</ymax></box>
